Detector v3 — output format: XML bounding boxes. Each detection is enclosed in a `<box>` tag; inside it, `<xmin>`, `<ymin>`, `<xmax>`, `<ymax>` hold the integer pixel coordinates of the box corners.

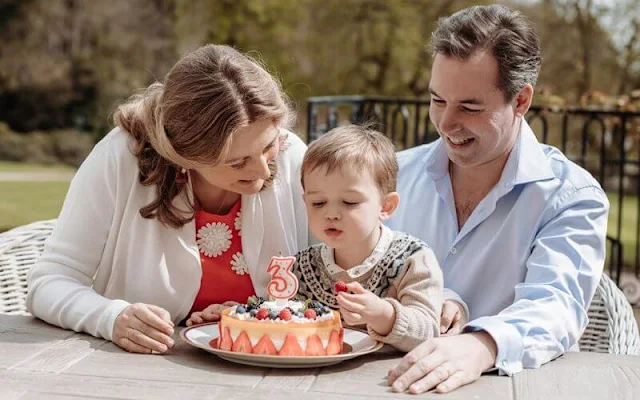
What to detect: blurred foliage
<box><xmin>0</xmin><ymin>0</ymin><xmax>639</xmax><ymax>145</ymax></box>
<box><xmin>0</xmin><ymin>122</ymin><xmax>93</xmax><ymax>166</ymax></box>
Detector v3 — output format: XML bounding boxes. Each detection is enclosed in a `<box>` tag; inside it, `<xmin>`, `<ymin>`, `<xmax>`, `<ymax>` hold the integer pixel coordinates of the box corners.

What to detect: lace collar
<box><xmin>320</xmin><ymin>225</ymin><xmax>393</xmax><ymax>279</ymax></box>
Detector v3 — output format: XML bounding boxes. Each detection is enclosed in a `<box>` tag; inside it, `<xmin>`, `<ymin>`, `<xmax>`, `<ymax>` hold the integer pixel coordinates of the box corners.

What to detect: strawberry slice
<box><xmin>219</xmin><ymin>326</ymin><xmax>233</xmax><ymax>351</ymax></box>
<box><xmin>278</xmin><ymin>333</ymin><xmax>304</xmax><ymax>356</ymax></box>
<box><xmin>231</xmin><ymin>331</ymin><xmax>253</xmax><ymax>353</ymax></box>
<box><xmin>253</xmin><ymin>335</ymin><xmax>278</xmax><ymax>355</ymax></box>
<box><xmin>305</xmin><ymin>334</ymin><xmax>326</xmax><ymax>356</ymax></box>
<box><xmin>326</xmin><ymin>329</ymin><xmax>343</xmax><ymax>355</ymax></box>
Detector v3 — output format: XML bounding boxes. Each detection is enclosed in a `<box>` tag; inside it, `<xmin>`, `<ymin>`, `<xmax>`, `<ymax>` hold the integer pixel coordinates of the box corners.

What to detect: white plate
<box><xmin>180</xmin><ymin>322</ymin><xmax>383</xmax><ymax>368</ymax></box>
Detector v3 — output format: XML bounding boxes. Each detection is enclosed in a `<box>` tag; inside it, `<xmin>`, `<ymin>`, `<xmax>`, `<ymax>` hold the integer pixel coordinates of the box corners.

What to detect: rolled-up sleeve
<box><xmin>465</xmin><ymin>185</ymin><xmax>609</xmax><ymax>375</ymax></box>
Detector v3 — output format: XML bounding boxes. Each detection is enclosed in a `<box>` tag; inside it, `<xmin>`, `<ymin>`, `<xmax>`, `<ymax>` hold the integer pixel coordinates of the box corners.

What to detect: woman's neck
<box><xmin>333</xmin><ymin>225</ymin><xmax>382</xmax><ymax>270</ymax></box>
<box><xmin>191</xmin><ymin>173</ymin><xmax>240</xmax><ymax>215</ymax></box>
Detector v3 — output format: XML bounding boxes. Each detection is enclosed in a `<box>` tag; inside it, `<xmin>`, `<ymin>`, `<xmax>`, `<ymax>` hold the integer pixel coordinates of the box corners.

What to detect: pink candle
<box><xmin>266</xmin><ymin>255</ymin><xmax>298</xmax><ymax>304</ymax></box>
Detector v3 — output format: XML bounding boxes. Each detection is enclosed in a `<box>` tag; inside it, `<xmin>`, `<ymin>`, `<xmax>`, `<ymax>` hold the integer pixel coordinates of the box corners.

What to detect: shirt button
<box><xmin>450</xmin><ymin>247</ymin><xmax>457</xmax><ymax>255</ymax></box>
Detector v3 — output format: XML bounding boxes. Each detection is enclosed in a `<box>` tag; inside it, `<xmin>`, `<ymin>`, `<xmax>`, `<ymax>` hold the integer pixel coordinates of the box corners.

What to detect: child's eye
<box><xmin>343</xmin><ymin>201</ymin><xmax>359</xmax><ymax>206</ymax></box>
<box><xmin>312</xmin><ymin>201</ymin><xmax>326</xmax><ymax>208</ymax></box>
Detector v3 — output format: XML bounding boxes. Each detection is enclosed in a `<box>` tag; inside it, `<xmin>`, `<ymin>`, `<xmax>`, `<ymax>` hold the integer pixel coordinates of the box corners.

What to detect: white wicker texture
<box><xmin>0</xmin><ymin>219</ymin><xmax>56</xmax><ymax>314</ymax></box>
<box><xmin>1</xmin><ymin>219</ymin><xmax>640</xmax><ymax>355</ymax></box>
<box><xmin>580</xmin><ymin>273</ymin><xmax>640</xmax><ymax>355</ymax></box>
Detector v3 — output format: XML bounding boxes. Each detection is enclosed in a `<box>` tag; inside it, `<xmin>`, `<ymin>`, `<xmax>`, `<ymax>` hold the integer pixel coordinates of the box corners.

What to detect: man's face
<box><xmin>428</xmin><ymin>51</ymin><xmax>522</xmax><ymax>169</ymax></box>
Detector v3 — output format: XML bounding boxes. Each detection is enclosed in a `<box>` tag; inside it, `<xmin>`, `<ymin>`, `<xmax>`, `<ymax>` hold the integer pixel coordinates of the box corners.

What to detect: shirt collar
<box><xmin>425</xmin><ymin>119</ymin><xmax>555</xmax><ymax>186</ymax></box>
<box><xmin>322</xmin><ymin>224</ymin><xmax>394</xmax><ymax>279</ymax></box>
<box><xmin>508</xmin><ymin>119</ymin><xmax>555</xmax><ymax>186</ymax></box>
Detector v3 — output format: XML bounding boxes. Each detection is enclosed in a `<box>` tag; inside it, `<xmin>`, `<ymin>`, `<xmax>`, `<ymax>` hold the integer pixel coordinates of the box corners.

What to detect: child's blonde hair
<box><xmin>301</xmin><ymin>124</ymin><xmax>398</xmax><ymax>195</ymax></box>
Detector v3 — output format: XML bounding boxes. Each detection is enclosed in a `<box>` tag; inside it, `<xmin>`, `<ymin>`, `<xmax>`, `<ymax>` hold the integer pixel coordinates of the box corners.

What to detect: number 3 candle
<box><xmin>266</xmin><ymin>255</ymin><xmax>298</xmax><ymax>305</ymax></box>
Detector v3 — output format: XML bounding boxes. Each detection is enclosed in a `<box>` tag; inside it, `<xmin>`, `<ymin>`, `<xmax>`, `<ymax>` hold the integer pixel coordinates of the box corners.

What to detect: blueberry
<box><xmin>322</xmin><ymin>306</ymin><xmax>331</xmax><ymax>314</ymax></box>
<box><xmin>249</xmin><ymin>309</ymin><xmax>258</xmax><ymax>317</ymax></box>
<box><xmin>294</xmin><ymin>312</ymin><xmax>304</xmax><ymax>318</ymax></box>
<box><xmin>269</xmin><ymin>311</ymin><xmax>279</xmax><ymax>320</ymax></box>
<box><xmin>236</xmin><ymin>305</ymin><xmax>246</xmax><ymax>314</ymax></box>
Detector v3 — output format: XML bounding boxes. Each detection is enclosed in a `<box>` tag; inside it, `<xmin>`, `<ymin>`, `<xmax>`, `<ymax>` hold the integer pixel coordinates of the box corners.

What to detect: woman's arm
<box><xmin>26</xmin><ymin>133</ymin><xmax>129</xmax><ymax>341</ymax></box>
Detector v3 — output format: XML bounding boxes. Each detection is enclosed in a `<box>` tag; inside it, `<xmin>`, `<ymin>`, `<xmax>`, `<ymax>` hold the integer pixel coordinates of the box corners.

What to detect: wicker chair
<box><xmin>579</xmin><ymin>273</ymin><xmax>640</xmax><ymax>355</ymax></box>
<box><xmin>1</xmin><ymin>219</ymin><xmax>639</xmax><ymax>355</ymax></box>
<box><xmin>0</xmin><ymin>219</ymin><xmax>56</xmax><ymax>314</ymax></box>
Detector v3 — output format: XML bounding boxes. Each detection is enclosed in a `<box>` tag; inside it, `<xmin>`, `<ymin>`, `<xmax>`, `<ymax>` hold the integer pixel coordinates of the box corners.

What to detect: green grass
<box><xmin>0</xmin><ymin>181</ymin><xmax>70</xmax><ymax>232</ymax></box>
<box><xmin>0</xmin><ymin>160</ymin><xmax>76</xmax><ymax>173</ymax></box>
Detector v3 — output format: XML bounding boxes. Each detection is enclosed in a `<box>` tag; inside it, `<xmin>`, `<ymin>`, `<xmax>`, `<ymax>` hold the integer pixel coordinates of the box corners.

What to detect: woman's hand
<box><xmin>440</xmin><ymin>300</ymin><xmax>467</xmax><ymax>335</ymax></box>
<box><xmin>186</xmin><ymin>302</ymin><xmax>238</xmax><ymax>327</ymax></box>
<box><xmin>113</xmin><ymin>303</ymin><xmax>175</xmax><ymax>354</ymax></box>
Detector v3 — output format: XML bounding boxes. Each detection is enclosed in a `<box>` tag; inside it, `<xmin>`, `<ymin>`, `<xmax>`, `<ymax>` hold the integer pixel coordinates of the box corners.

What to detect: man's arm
<box><xmin>387</xmin><ymin>185</ymin><xmax>609</xmax><ymax>394</ymax></box>
<box><xmin>464</xmin><ymin>185</ymin><xmax>609</xmax><ymax>375</ymax></box>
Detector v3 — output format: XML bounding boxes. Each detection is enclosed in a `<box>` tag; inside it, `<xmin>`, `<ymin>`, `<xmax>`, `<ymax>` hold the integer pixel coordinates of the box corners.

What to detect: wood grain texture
<box><xmin>2</xmin><ymin>315</ymin><xmax>640</xmax><ymax>399</ymax></box>
<box><xmin>513</xmin><ymin>353</ymin><xmax>640</xmax><ymax>400</ymax></box>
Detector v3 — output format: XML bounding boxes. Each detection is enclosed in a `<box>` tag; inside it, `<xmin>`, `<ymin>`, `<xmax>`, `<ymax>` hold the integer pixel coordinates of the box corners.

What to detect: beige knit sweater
<box><xmin>292</xmin><ymin>229</ymin><xmax>444</xmax><ymax>352</ymax></box>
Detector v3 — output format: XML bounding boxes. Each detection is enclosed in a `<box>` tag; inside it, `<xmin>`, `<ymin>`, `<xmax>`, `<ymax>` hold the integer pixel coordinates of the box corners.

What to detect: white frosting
<box><xmin>229</xmin><ymin>300</ymin><xmax>334</xmax><ymax>323</ymax></box>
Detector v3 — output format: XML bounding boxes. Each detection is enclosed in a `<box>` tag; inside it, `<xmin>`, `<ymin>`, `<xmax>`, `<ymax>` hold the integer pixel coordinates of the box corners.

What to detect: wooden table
<box><xmin>1</xmin><ymin>314</ymin><xmax>639</xmax><ymax>399</ymax></box>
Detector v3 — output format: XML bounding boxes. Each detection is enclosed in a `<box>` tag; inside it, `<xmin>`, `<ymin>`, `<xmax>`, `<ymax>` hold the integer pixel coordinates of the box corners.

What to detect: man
<box><xmin>385</xmin><ymin>4</ymin><xmax>609</xmax><ymax>394</ymax></box>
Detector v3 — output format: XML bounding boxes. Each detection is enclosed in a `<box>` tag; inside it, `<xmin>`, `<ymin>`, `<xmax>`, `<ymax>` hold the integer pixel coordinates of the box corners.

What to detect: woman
<box><xmin>26</xmin><ymin>44</ymin><xmax>309</xmax><ymax>354</ymax></box>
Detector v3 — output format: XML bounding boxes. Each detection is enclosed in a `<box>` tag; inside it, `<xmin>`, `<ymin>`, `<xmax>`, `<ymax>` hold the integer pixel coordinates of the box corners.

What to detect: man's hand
<box><xmin>113</xmin><ymin>303</ymin><xmax>175</xmax><ymax>354</ymax></box>
<box><xmin>387</xmin><ymin>331</ymin><xmax>497</xmax><ymax>394</ymax></box>
<box><xmin>440</xmin><ymin>300</ymin><xmax>467</xmax><ymax>335</ymax></box>
<box><xmin>336</xmin><ymin>282</ymin><xmax>395</xmax><ymax>335</ymax></box>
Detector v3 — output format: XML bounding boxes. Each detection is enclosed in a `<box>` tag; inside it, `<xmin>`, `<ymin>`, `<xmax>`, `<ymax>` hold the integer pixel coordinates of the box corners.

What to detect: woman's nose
<box><xmin>250</xmin><ymin>155</ymin><xmax>271</xmax><ymax>180</ymax></box>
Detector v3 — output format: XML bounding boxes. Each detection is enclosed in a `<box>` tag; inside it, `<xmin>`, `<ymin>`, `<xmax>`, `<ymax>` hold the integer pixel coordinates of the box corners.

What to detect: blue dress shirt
<box><xmin>386</xmin><ymin>120</ymin><xmax>609</xmax><ymax>375</ymax></box>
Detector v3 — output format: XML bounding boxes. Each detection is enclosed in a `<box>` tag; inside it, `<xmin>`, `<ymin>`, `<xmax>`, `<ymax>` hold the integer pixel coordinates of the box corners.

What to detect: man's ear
<box><xmin>514</xmin><ymin>83</ymin><xmax>534</xmax><ymax>117</ymax></box>
<box><xmin>380</xmin><ymin>192</ymin><xmax>400</xmax><ymax>221</ymax></box>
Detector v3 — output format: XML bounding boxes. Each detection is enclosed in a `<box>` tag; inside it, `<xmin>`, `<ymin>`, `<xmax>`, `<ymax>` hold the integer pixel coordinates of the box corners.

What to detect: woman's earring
<box><xmin>176</xmin><ymin>167</ymin><xmax>188</xmax><ymax>184</ymax></box>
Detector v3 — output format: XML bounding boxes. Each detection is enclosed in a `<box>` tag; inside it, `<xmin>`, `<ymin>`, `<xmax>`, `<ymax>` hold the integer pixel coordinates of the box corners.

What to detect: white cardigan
<box><xmin>26</xmin><ymin>127</ymin><xmax>309</xmax><ymax>341</ymax></box>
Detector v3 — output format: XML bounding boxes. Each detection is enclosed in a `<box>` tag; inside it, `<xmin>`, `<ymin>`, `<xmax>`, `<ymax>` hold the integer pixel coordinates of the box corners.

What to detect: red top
<box><xmin>189</xmin><ymin>199</ymin><xmax>255</xmax><ymax>314</ymax></box>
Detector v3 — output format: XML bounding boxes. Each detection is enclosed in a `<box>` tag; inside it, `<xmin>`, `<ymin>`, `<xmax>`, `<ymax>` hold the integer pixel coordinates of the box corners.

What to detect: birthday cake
<box><xmin>212</xmin><ymin>255</ymin><xmax>343</xmax><ymax>356</ymax></box>
<box><xmin>216</xmin><ymin>296</ymin><xmax>344</xmax><ymax>356</ymax></box>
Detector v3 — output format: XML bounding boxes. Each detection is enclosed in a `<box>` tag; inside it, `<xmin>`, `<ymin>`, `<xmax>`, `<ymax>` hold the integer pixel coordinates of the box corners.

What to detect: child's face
<box><xmin>303</xmin><ymin>165</ymin><xmax>395</xmax><ymax>251</ymax></box>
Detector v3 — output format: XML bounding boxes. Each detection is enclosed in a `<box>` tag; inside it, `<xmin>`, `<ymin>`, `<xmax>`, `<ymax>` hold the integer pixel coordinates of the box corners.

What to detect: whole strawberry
<box><xmin>279</xmin><ymin>308</ymin><xmax>292</xmax><ymax>321</ymax></box>
<box><xmin>334</xmin><ymin>281</ymin><xmax>348</xmax><ymax>293</ymax></box>
<box><xmin>304</xmin><ymin>309</ymin><xmax>317</xmax><ymax>320</ymax></box>
<box><xmin>255</xmin><ymin>308</ymin><xmax>270</xmax><ymax>320</ymax></box>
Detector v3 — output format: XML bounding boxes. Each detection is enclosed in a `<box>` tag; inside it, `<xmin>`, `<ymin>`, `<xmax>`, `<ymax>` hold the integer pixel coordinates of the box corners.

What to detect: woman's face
<box><xmin>191</xmin><ymin>119</ymin><xmax>281</xmax><ymax>195</ymax></box>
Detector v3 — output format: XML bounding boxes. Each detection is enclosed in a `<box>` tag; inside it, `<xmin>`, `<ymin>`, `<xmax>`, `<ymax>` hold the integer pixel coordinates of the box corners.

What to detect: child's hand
<box><xmin>336</xmin><ymin>282</ymin><xmax>395</xmax><ymax>335</ymax></box>
<box><xmin>186</xmin><ymin>302</ymin><xmax>238</xmax><ymax>326</ymax></box>
<box><xmin>440</xmin><ymin>300</ymin><xmax>467</xmax><ymax>335</ymax></box>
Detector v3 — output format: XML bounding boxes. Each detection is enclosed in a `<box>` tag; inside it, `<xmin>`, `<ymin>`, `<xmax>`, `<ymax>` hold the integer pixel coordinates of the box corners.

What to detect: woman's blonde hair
<box><xmin>114</xmin><ymin>44</ymin><xmax>294</xmax><ymax>228</ymax></box>
<box><xmin>301</xmin><ymin>124</ymin><xmax>398</xmax><ymax>195</ymax></box>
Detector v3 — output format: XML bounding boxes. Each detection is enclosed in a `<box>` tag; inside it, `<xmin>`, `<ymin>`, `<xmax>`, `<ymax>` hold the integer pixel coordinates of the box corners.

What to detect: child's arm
<box><xmin>367</xmin><ymin>247</ymin><xmax>444</xmax><ymax>352</ymax></box>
